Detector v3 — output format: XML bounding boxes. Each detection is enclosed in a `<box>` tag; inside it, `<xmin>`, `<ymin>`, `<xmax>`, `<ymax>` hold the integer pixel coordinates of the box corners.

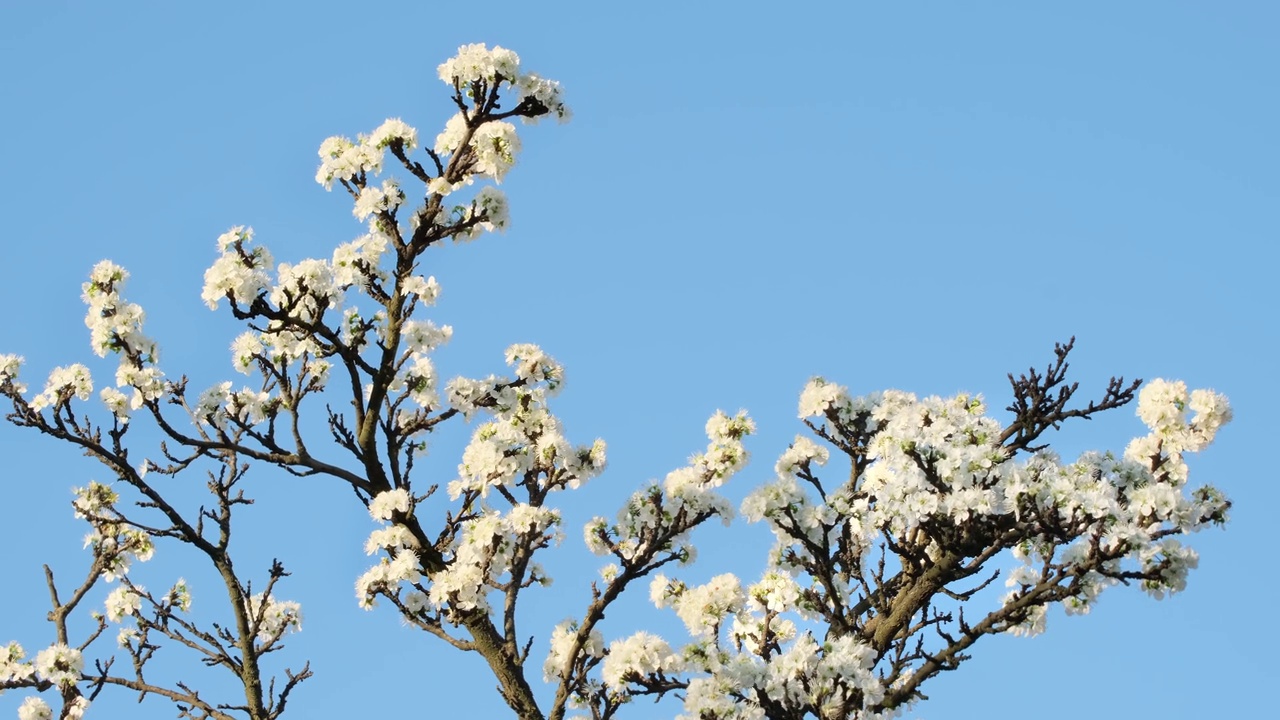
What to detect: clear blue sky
<box><xmin>1</xmin><ymin>2</ymin><xmax>1275</xmax><ymax>718</ymax></box>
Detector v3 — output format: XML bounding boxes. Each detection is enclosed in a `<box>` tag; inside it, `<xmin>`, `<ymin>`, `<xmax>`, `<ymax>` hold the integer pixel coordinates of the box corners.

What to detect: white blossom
<box><xmin>0</xmin><ymin>641</ymin><xmax>34</xmax><ymax>684</ymax></box>
<box><xmin>602</xmin><ymin>632</ymin><xmax>682</xmax><ymax>689</ymax></box>
<box><xmin>352</xmin><ymin>179</ymin><xmax>404</xmax><ymax>221</ymax></box>
<box><xmin>369</xmin><ymin>117</ymin><xmax>417</xmax><ymax>150</ymax></box>
<box><xmin>332</xmin><ymin>232</ymin><xmax>389</xmax><ymax>288</ymax></box>
<box><xmin>516</xmin><ymin>73</ymin><xmax>571</xmax><ymax>123</ymax></box>
<box><xmin>105</xmin><ymin>585</ymin><xmax>142</xmax><ymax>622</ymax></box>
<box><xmin>400</xmin><ymin>275</ymin><xmax>440</xmax><ymax>304</ymax></box>
<box><xmin>272</xmin><ymin>258</ymin><xmax>340</xmax><ymax>323</ymax></box>
<box><xmin>166</xmin><ymin>578</ymin><xmax>193</xmax><ymax>612</ymax></box>
<box><xmin>244</xmin><ymin>593</ymin><xmax>303</xmax><ymax>642</ymax></box>
<box><xmin>454</xmin><ymin>186</ymin><xmax>511</xmax><ymax>241</ymax></box>
<box><xmin>438</xmin><ymin>43</ymin><xmax>521</xmax><ymax>87</ymax></box>
<box><xmin>0</xmin><ymin>354</ymin><xmax>25</xmax><ymax>393</ymax></box>
<box><xmin>402</xmin><ymin>320</ymin><xmax>452</xmax><ymax>354</ymax></box>
<box><xmin>369</xmin><ymin>488</ymin><xmax>411</xmax><ymax>520</ymax></box>
<box><xmin>315</xmin><ymin>135</ymin><xmax>383</xmax><ymax>190</ymax></box>
<box><xmin>17</xmin><ymin>697</ymin><xmax>52</xmax><ymax>720</ymax></box>
<box><xmin>543</xmin><ymin>619</ymin><xmax>603</xmax><ymax>682</ymax></box>
<box><xmin>65</xmin><ymin>696</ymin><xmax>90</xmax><ymax>720</ymax></box>
<box><xmin>203</xmin><ymin>226</ymin><xmax>273</xmax><ymax>310</ymax></box>
<box><xmin>33</xmin><ymin>644</ymin><xmax>82</xmax><ymax>687</ymax></box>
<box><xmin>30</xmin><ymin>364</ymin><xmax>93</xmax><ymax>411</ymax></box>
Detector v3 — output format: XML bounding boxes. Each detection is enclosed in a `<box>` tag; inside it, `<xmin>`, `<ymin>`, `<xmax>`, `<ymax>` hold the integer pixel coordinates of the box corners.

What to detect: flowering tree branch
<box><xmin>596</xmin><ymin>353</ymin><xmax>1229</xmax><ymax>719</ymax></box>
<box><xmin>1000</xmin><ymin>336</ymin><xmax>1141</xmax><ymax>453</ymax></box>
<box><xmin>0</xmin><ymin>43</ymin><xmax>1230</xmax><ymax>720</ymax></box>
<box><xmin>0</xmin><ymin>373</ymin><xmax>309</xmax><ymax>719</ymax></box>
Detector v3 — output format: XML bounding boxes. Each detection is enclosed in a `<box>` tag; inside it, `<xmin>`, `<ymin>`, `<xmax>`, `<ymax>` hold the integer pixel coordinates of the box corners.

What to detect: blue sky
<box><xmin>1</xmin><ymin>1</ymin><xmax>1275</xmax><ymax>718</ymax></box>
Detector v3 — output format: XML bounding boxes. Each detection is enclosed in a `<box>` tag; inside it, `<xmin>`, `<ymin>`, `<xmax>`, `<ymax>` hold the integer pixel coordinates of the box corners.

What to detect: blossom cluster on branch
<box><xmin>588</xmin><ymin>364</ymin><xmax>1230</xmax><ymax>719</ymax></box>
<box><xmin>0</xmin><ymin>43</ymin><xmax>1230</xmax><ymax>720</ymax></box>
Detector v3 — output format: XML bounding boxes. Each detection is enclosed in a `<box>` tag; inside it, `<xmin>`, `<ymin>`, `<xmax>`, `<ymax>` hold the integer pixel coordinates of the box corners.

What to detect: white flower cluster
<box><xmin>402</xmin><ymin>319</ymin><xmax>452</xmax><ymax>355</ymax></box>
<box><xmin>437</xmin><ymin>44</ymin><xmax>570</xmax><ymax>123</ymax></box>
<box><xmin>584</xmin><ymin>411</ymin><xmax>753</xmax><ymax>565</ymax></box>
<box><xmin>355</xmin><ymin>490</ymin><xmax>423</xmax><ymax>611</ymax></box>
<box><xmin>72</xmin><ymin>480</ymin><xmax>118</xmax><ymax>519</ymax></box>
<box><xmin>452</xmin><ymin>186</ymin><xmax>511</xmax><ymax>241</ymax></box>
<box><xmin>1127</xmin><ymin>378</ymin><xmax>1232</xmax><ymax>482</ymax></box>
<box><xmin>67</xmin><ymin>260</ymin><xmax>168</xmax><ymax>416</ymax></box>
<box><xmin>244</xmin><ymin>593</ymin><xmax>303</xmax><ymax>643</ymax></box>
<box><xmin>104</xmin><ymin>585</ymin><xmax>142</xmax><ymax>622</ymax></box>
<box><xmin>368</xmin><ymin>487</ymin><xmax>412</xmax><ymax>521</ymax></box>
<box><xmin>17</xmin><ymin>696</ymin><xmax>50</xmax><ymax>720</ymax></box>
<box><xmin>760</xmin><ymin>377</ymin><xmax>1230</xmax><ymax>640</ymax></box>
<box><xmin>229</xmin><ymin>332</ymin><xmax>262</xmax><ymax>375</ymax></box>
<box><xmin>0</xmin><ymin>646</ymin><xmax>81</xmax><ymax>720</ymax></box>
<box><xmin>515</xmin><ymin>72</ymin><xmax>571</xmax><ymax>124</ymax></box>
<box><xmin>740</xmin><ymin>634</ymin><xmax>882</xmax><ymax>715</ymax></box>
<box><xmin>543</xmin><ymin>618</ymin><xmax>604</xmax><ymax>683</ymax></box>
<box><xmin>165</xmin><ymin>577</ymin><xmax>193</xmax><ymax>612</ymax></box>
<box><xmin>85</xmin><ymin>525</ymin><xmax>155</xmax><ymax>582</ymax></box>
<box><xmin>401</xmin><ymin>274</ymin><xmax>440</xmax><ymax>305</ymax></box>
<box><xmin>393</xmin><ymin>354</ymin><xmax>439</xmax><ymax>409</ymax></box>
<box><xmin>309</xmin><ymin>45</ymin><xmax>564</xmax><ymax>255</ymax></box>
<box><xmin>364</xmin><ymin>524</ymin><xmax>417</xmax><ymax>556</ymax></box>
<box><xmin>238</xmin><ymin>324</ymin><xmax>329</xmax><ymax>383</ymax></box>
<box><xmin>0</xmin><ymin>354</ymin><xmax>25</xmax><ymax>394</ymax></box>
<box><xmin>206</xmin><ymin>224</ymin><xmax>409</xmax><ymax>385</ymax></box>
<box><xmin>271</xmin><ymin>258</ymin><xmax>342</xmax><ymax>324</ymax></box>
<box><xmin>599</xmin><ymin>376</ymin><xmax>1228</xmax><ymax>715</ymax></box>
<box><xmin>113</xmin><ymin>361</ymin><xmax>165</xmax><ymax>415</ymax></box>
<box><xmin>447</xmin><ymin>346</ymin><xmax>604</xmax><ymax>500</ymax></box>
<box><xmin>0</xmin><ymin>641</ymin><xmax>35</xmax><ymax>688</ymax></box>
<box><xmin>202</xmin><ymin>226</ymin><xmax>273</xmax><ymax>311</ymax></box>
<box><xmin>101</xmin><ymin>578</ymin><xmax>186</xmax><ymax>635</ymax></box>
<box><xmin>314</xmin><ymin>117</ymin><xmax>415</xmax><ymax>190</ymax></box>
<box><xmin>631</xmin><ymin>569</ymin><xmax>885</xmax><ymax>718</ymax></box>
<box><xmin>357</xmin><ymin>494</ymin><xmax>565</xmax><ymax>617</ymax></box>
<box><xmin>427</xmin><ymin>44</ymin><xmax>570</xmax><ymax>198</ymax></box>
<box><xmin>82</xmin><ymin>260</ymin><xmax>158</xmax><ymax>362</ymax></box>
<box><xmin>208</xmin><ymin>243</ymin><xmax>338</xmax><ymax>385</ymax></box>
<box><xmin>438</xmin><ymin>43</ymin><xmax>521</xmax><ymax>87</ymax></box>
<box><xmin>428</xmin><ymin>504</ymin><xmax>560</xmax><ymax>615</ymax></box>
<box><xmin>357</xmin><ymin>344</ymin><xmax>605</xmax><ymax>618</ymax></box>
<box><xmin>29</xmin><ymin>363</ymin><xmax>92</xmax><ymax>412</ymax></box>
<box><xmin>13</xmin><ymin>695</ymin><xmax>89</xmax><ymax>720</ymax></box>
<box><xmin>33</xmin><ymin>643</ymin><xmax>82</xmax><ymax>688</ymax></box>
<box><xmin>74</xmin><ymin>482</ymin><xmax>156</xmax><ymax>581</ymax></box>
<box><xmin>332</xmin><ymin>232</ymin><xmax>389</xmax><ymax>289</ymax></box>
<box><xmin>383</xmin><ymin>318</ymin><xmax>453</xmax><ymax>411</ymax></box>
<box><xmin>194</xmin><ymin>380</ymin><xmax>275</xmax><ymax>428</ymax></box>
<box><xmin>998</xmin><ymin>380</ymin><xmax>1230</xmax><ymax>624</ymax></box>
<box><xmin>354</xmin><ymin>551</ymin><xmax>423</xmax><ymax>612</ymax></box>
<box><xmin>451</xmin><ymin>404</ymin><xmax>565</xmax><ymax>498</ymax></box>
<box><xmin>14</xmin><ymin>695</ymin><xmax>88</xmax><ymax>720</ymax></box>
<box><xmin>601</xmin><ymin>631</ymin><xmax>682</xmax><ymax>689</ymax></box>
<box><xmin>433</xmin><ymin>113</ymin><xmax>521</xmax><ymax>185</ymax></box>
<box><xmin>369</xmin><ymin>118</ymin><xmax>417</xmax><ymax>150</ymax></box>
<box><xmin>443</xmin><ymin>374</ymin><xmax>502</xmax><ymax>419</ymax></box>
<box><xmin>652</xmin><ymin>573</ymin><xmax>744</xmax><ymax>639</ymax></box>
<box><xmin>352</xmin><ymin>179</ymin><xmax>405</xmax><ymax>222</ymax></box>
<box><xmin>503</xmin><ymin>343</ymin><xmax>561</xmax><ymax>389</ymax></box>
